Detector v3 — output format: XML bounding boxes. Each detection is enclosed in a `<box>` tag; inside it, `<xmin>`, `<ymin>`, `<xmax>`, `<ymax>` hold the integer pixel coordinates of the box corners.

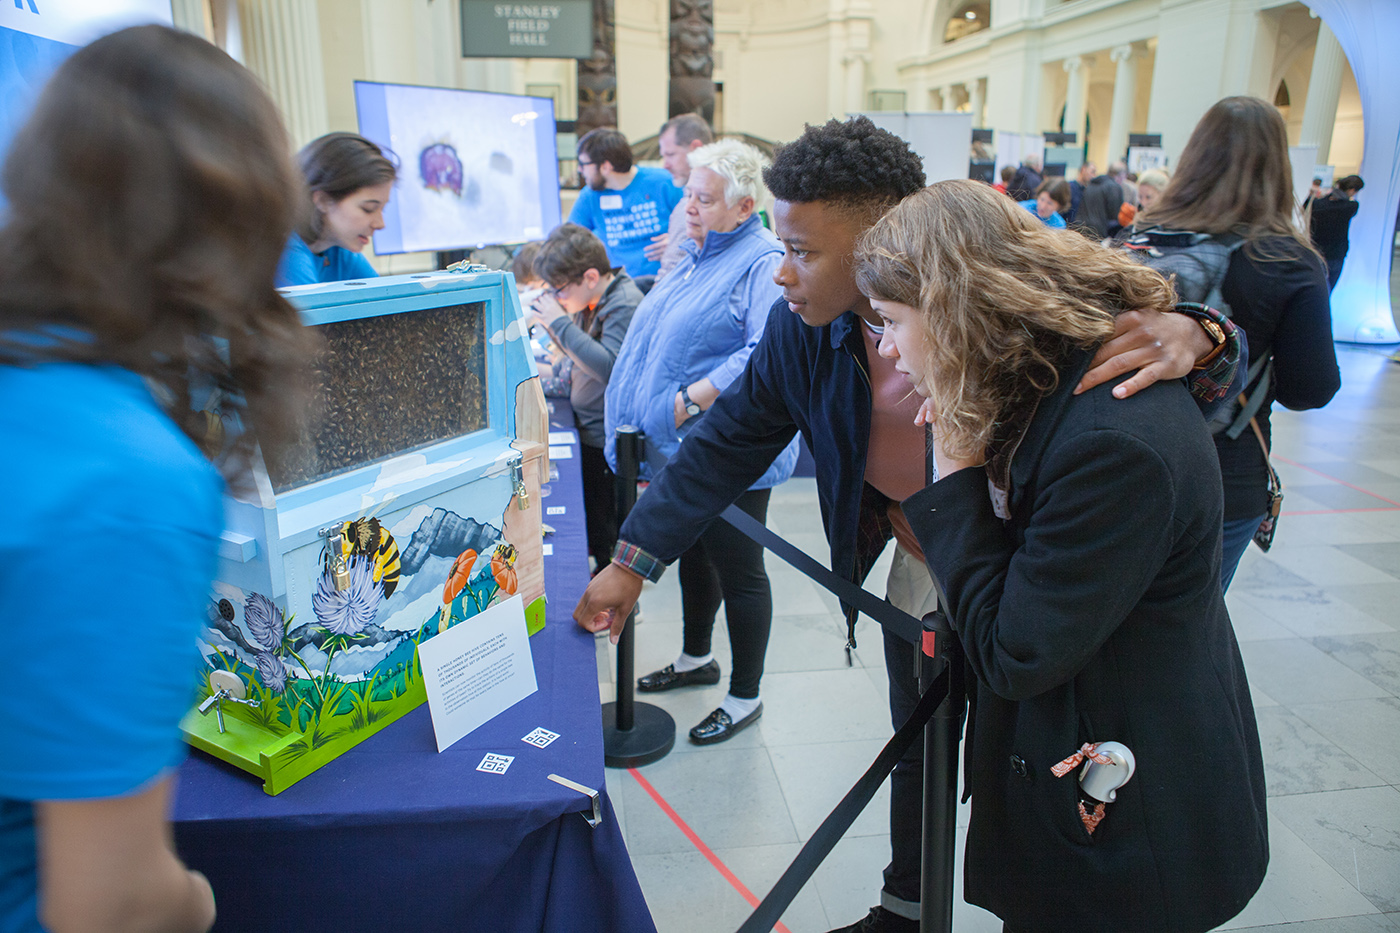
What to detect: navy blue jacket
<box><xmin>617</xmin><ymin>299</ymin><xmax>893</xmax><ymax>594</ymax></box>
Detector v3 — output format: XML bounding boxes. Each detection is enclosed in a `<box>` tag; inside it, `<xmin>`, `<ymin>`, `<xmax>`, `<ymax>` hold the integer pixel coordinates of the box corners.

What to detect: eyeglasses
<box><xmin>576</xmin><ymin>158</ymin><xmax>594</xmax><ymax>168</ymax></box>
<box><xmin>552</xmin><ymin>281</ymin><xmax>577</xmax><ymax>299</ymax></box>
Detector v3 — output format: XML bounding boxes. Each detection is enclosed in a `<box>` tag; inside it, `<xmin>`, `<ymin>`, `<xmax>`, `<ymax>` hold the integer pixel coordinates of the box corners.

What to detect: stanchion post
<box><xmin>919</xmin><ymin>608</ymin><xmax>962</xmax><ymax>933</ymax></box>
<box><xmin>613</xmin><ymin>427</ymin><xmax>641</xmax><ymax>733</ymax></box>
<box><xmin>601</xmin><ymin>425</ymin><xmax>676</xmax><ymax>767</ymax></box>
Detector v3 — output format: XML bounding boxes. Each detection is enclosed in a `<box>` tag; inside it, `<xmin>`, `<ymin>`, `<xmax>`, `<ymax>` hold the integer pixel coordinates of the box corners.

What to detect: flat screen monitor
<box><xmin>354</xmin><ymin>80</ymin><xmax>562</xmax><ymax>255</ymax></box>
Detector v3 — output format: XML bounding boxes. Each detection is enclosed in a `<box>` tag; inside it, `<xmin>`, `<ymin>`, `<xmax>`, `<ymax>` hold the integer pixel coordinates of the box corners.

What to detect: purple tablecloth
<box><xmin>173</xmin><ymin>400</ymin><xmax>655</xmax><ymax>933</ymax></box>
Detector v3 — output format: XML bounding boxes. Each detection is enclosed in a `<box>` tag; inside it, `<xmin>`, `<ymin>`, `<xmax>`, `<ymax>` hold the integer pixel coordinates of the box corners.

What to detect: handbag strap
<box><xmin>1245</xmin><ymin>409</ymin><xmax>1282</xmax><ymax>497</ymax></box>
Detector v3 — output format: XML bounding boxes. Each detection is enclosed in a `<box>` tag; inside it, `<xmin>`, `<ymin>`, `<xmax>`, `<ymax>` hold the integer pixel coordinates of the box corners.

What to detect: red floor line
<box><xmin>1273</xmin><ymin>456</ymin><xmax>1400</xmax><ymax>507</ymax></box>
<box><xmin>628</xmin><ymin>767</ymin><xmax>794</xmax><ymax>933</ymax></box>
<box><xmin>1282</xmin><ymin>506</ymin><xmax>1400</xmax><ymax>516</ymax></box>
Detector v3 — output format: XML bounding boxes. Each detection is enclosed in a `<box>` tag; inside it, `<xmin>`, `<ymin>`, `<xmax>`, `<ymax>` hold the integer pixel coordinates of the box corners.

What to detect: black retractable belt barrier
<box><xmin>735</xmin><ymin>666</ymin><xmax>949</xmax><ymax>933</ymax></box>
<box><xmin>601</xmin><ymin>426</ymin><xmax>675</xmax><ymax>768</ymax></box>
<box><xmin>718</xmin><ymin>505</ymin><xmax>921</xmax><ymax>646</ymax></box>
<box><xmin>720</xmin><ymin>504</ymin><xmax>963</xmax><ymax>933</ymax></box>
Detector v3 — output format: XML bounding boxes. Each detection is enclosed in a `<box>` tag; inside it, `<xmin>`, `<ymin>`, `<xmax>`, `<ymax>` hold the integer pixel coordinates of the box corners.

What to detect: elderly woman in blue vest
<box><xmin>605</xmin><ymin>139</ymin><xmax>799</xmax><ymax>744</ymax></box>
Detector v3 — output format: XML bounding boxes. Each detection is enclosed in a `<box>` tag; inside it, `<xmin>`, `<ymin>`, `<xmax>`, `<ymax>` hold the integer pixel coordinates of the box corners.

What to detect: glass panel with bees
<box><xmin>184</xmin><ymin>270</ymin><xmax>549</xmax><ymax>795</ymax></box>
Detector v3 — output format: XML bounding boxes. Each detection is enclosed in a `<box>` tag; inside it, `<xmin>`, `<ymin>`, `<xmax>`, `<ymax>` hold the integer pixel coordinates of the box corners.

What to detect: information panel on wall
<box><xmin>459</xmin><ymin>1</ymin><xmax>592</xmax><ymax>59</ymax></box>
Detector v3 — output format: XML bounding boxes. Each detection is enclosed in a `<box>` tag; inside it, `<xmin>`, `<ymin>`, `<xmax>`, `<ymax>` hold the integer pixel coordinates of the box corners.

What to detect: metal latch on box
<box><xmin>318</xmin><ymin>524</ymin><xmax>352</xmax><ymax>591</ymax></box>
<box><xmin>547</xmin><ymin>773</ymin><xmax>602</xmax><ymax>828</ymax></box>
<box><xmin>509</xmin><ymin>455</ymin><xmax>530</xmax><ymax>510</ymax></box>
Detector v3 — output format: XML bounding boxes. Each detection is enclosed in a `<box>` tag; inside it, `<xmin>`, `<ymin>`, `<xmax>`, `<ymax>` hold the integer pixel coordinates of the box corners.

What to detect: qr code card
<box><xmin>522</xmin><ymin>727</ymin><xmax>560</xmax><ymax>748</ymax></box>
<box><xmin>476</xmin><ymin>753</ymin><xmax>515</xmax><ymax>774</ymax></box>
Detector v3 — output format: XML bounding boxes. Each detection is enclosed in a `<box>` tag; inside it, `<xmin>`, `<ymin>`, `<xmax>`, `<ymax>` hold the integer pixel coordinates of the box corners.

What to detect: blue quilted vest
<box><xmin>605</xmin><ymin>213</ymin><xmax>799</xmax><ymax>488</ymax></box>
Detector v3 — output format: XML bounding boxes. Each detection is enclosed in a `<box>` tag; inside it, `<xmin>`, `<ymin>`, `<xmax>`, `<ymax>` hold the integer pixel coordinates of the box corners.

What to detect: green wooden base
<box><xmin>182</xmin><ymin>594</ymin><xmax>548</xmax><ymax>795</ymax></box>
<box><xmin>181</xmin><ymin>678</ymin><xmax>427</xmax><ymax>795</ymax></box>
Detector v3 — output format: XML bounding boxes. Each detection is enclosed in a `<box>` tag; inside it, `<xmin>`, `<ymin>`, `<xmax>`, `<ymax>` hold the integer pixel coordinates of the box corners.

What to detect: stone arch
<box><xmin>943</xmin><ymin>0</ymin><xmax>991</xmax><ymax>43</ymax></box>
<box><xmin>920</xmin><ymin>0</ymin><xmax>992</xmax><ymax>53</ymax></box>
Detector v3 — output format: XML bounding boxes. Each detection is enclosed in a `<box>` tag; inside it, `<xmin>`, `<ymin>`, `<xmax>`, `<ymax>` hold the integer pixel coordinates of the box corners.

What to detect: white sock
<box><xmin>719</xmin><ymin>693</ymin><xmax>760</xmax><ymax>721</ymax></box>
<box><xmin>673</xmin><ymin>652</ymin><xmax>713</xmax><ymax>673</ymax></box>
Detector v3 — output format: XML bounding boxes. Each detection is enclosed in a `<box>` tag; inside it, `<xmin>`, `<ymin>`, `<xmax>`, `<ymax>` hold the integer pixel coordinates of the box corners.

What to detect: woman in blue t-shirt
<box><xmin>275</xmin><ymin>132</ymin><xmax>398</xmax><ymax>287</ymax></box>
<box><xmin>0</xmin><ymin>25</ymin><xmax>314</xmax><ymax>933</ymax></box>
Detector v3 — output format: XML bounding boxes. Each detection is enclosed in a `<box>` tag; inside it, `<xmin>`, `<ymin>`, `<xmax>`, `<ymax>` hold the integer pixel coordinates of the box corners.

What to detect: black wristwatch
<box><xmin>681</xmin><ymin>385</ymin><xmax>702</xmax><ymax>418</ymax></box>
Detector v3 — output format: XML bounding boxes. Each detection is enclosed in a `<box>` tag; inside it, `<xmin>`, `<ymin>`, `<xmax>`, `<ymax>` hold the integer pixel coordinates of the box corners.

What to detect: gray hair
<box><xmin>687</xmin><ymin>138</ymin><xmax>770</xmax><ymax>208</ymax></box>
<box><xmin>1137</xmin><ymin>169</ymin><xmax>1169</xmax><ymax>192</ymax></box>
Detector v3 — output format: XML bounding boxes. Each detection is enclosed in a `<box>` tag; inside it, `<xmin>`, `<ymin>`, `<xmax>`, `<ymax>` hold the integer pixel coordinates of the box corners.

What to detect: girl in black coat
<box><xmin>854</xmin><ymin>181</ymin><xmax>1268</xmax><ymax>933</ymax></box>
<box><xmin>1138</xmin><ymin>96</ymin><xmax>1340</xmax><ymax>589</ymax></box>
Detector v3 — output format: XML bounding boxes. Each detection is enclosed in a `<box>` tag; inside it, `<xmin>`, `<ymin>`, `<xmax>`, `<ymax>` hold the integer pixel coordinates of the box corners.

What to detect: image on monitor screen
<box><xmin>354</xmin><ymin>80</ymin><xmax>562</xmax><ymax>255</ymax></box>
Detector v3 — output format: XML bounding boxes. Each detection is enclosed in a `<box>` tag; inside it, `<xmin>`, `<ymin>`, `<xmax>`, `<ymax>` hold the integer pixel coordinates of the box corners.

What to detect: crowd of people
<box><xmin>0</xmin><ymin>19</ymin><xmax>1356</xmax><ymax>933</ymax></box>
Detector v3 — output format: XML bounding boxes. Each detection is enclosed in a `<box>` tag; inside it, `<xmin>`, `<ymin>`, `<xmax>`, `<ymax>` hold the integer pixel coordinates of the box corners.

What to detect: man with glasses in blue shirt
<box><xmin>569</xmin><ymin>128</ymin><xmax>684</xmax><ymax>279</ymax></box>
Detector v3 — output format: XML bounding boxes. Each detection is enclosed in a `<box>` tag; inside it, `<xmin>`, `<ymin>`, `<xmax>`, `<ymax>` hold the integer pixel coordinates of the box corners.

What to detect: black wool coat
<box><xmin>904</xmin><ymin>350</ymin><xmax>1268</xmax><ymax>933</ymax></box>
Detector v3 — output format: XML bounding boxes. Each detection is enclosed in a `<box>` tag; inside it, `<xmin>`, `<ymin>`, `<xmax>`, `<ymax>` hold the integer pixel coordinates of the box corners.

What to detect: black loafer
<box><xmin>688</xmin><ymin>703</ymin><xmax>762</xmax><ymax>745</ymax></box>
<box><xmin>637</xmin><ymin>660</ymin><xmax>721</xmax><ymax>692</ymax></box>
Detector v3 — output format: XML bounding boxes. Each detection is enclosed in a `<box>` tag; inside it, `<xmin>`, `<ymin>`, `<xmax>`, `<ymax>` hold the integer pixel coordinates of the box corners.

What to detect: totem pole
<box><xmin>669</xmin><ymin>0</ymin><xmax>714</xmax><ymax>126</ymax></box>
<box><xmin>576</xmin><ymin>0</ymin><xmax>617</xmax><ymax>137</ymax></box>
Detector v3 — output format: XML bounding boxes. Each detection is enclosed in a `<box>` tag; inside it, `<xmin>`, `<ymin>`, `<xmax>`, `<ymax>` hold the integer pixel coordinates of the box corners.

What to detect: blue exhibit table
<box><xmin>172</xmin><ymin>400</ymin><xmax>654</xmax><ymax>933</ymax></box>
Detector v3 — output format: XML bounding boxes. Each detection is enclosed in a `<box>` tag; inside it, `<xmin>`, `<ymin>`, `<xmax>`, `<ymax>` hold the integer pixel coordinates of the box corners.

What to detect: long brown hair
<box><xmin>1138</xmin><ymin>96</ymin><xmax>1314</xmax><ymax>257</ymax></box>
<box><xmin>0</xmin><ymin>25</ymin><xmax>315</xmax><ymax>477</ymax></box>
<box><xmin>855</xmin><ymin>180</ymin><xmax>1175</xmax><ymax>459</ymax></box>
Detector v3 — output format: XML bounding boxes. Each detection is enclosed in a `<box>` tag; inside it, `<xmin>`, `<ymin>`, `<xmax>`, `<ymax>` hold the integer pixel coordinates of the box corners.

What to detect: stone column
<box><xmin>845</xmin><ymin>53</ymin><xmax>870</xmax><ymax>114</ymax></box>
<box><xmin>969</xmin><ymin>77</ymin><xmax>986</xmax><ymax>125</ymax></box>
<box><xmin>1062</xmin><ymin>55</ymin><xmax>1091</xmax><ymax>142</ymax></box>
<box><xmin>1105</xmin><ymin>45</ymin><xmax>1138</xmax><ymax>164</ymax></box>
<box><xmin>908</xmin><ymin>74</ymin><xmax>929</xmax><ymax>114</ymax></box>
<box><xmin>1299</xmin><ymin>19</ymin><xmax>1344</xmax><ymax>164</ymax></box>
<box><xmin>939</xmin><ymin>84</ymin><xmax>955</xmax><ymax>112</ymax></box>
<box><xmin>169</xmin><ymin>0</ymin><xmax>212</xmax><ymax>40</ymax></box>
<box><xmin>237</xmin><ymin>0</ymin><xmax>327</xmax><ymax>149</ymax></box>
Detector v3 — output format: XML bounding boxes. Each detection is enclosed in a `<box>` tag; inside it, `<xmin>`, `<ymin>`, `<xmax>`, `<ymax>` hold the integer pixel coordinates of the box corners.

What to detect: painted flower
<box><xmin>254</xmin><ymin>651</ymin><xmax>288</xmax><ymax>694</ymax></box>
<box><xmin>243</xmin><ymin>592</ymin><xmax>284</xmax><ymax>652</ymax></box>
<box><xmin>312</xmin><ymin>556</ymin><xmax>382</xmax><ymax>636</ymax></box>
<box><xmin>442</xmin><ymin>549</ymin><xmax>477</xmax><ymax>604</ymax></box>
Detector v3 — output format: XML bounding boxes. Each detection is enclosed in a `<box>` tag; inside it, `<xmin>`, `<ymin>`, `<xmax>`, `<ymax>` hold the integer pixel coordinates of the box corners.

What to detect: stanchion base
<box><xmin>602</xmin><ymin>701</ymin><xmax>676</xmax><ymax>768</ymax></box>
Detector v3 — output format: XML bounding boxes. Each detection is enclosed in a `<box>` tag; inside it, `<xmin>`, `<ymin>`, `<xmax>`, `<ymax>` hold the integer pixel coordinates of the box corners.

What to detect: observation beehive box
<box><xmin>181</xmin><ymin>270</ymin><xmax>548</xmax><ymax>794</ymax></box>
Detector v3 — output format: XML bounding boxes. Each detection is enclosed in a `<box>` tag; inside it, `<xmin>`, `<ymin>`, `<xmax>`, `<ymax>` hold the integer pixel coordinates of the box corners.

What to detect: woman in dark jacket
<box><xmin>855</xmin><ymin>180</ymin><xmax>1268</xmax><ymax>933</ymax></box>
<box><xmin>1138</xmin><ymin>96</ymin><xmax>1340</xmax><ymax>589</ymax></box>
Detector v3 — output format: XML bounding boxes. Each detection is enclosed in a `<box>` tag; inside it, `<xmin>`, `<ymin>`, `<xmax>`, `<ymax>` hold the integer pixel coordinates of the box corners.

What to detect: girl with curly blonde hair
<box><xmin>854</xmin><ymin>179</ymin><xmax>1268</xmax><ymax>933</ymax></box>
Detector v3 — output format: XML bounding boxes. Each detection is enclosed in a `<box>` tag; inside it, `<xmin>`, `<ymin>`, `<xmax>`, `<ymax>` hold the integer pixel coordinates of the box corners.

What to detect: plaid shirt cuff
<box><xmin>611</xmin><ymin>540</ymin><xmax>667</xmax><ymax>583</ymax></box>
<box><xmin>1175</xmin><ymin>302</ymin><xmax>1240</xmax><ymax>404</ymax></box>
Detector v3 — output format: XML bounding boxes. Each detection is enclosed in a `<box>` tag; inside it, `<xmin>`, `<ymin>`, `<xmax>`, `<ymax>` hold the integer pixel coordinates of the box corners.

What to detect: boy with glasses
<box><xmin>528</xmin><ymin>223</ymin><xmax>644</xmax><ymax>571</ymax></box>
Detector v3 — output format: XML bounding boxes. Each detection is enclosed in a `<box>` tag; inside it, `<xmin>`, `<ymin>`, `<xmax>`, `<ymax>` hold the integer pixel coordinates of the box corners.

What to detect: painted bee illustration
<box><xmin>490</xmin><ymin>542</ymin><xmax>518</xmax><ymax>596</ymax></box>
<box><xmin>327</xmin><ymin>517</ymin><xmax>401</xmax><ymax>598</ymax></box>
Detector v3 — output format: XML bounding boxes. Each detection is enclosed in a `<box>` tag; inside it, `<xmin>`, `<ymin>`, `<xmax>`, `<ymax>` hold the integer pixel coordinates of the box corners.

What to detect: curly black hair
<box><xmin>763</xmin><ymin>116</ymin><xmax>925</xmax><ymax>220</ymax></box>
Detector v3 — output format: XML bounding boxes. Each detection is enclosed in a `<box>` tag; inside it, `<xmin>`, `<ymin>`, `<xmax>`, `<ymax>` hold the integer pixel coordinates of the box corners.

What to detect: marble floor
<box><xmin>595</xmin><ymin>343</ymin><xmax>1400</xmax><ymax>933</ymax></box>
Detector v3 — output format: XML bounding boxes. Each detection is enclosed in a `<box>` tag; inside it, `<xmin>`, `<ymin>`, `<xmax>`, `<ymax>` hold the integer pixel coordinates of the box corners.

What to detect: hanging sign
<box><xmin>460</xmin><ymin>1</ymin><xmax>593</xmax><ymax>59</ymax></box>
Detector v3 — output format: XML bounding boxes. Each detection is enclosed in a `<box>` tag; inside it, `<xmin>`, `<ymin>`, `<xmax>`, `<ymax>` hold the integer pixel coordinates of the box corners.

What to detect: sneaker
<box><xmin>825</xmin><ymin>906</ymin><xmax>918</xmax><ymax>933</ymax></box>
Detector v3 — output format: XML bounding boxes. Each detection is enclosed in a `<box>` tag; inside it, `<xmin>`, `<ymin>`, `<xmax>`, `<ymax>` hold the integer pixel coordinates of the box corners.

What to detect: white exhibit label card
<box><xmin>547</xmin><ymin>431</ymin><xmax>576</xmax><ymax>444</ymax></box>
<box><xmin>417</xmin><ymin>594</ymin><xmax>538</xmax><ymax>753</ymax></box>
<box><xmin>547</xmin><ymin>445</ymin><xmax>574</xmax><ymax>459</ymax></box>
